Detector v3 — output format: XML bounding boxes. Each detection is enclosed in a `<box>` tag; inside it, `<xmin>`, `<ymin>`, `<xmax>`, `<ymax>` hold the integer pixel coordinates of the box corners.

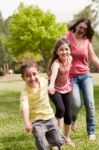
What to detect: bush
<box><xmin>38</xmin><ymin>60</ymin><xmax>47</xmax><ymax>73</ymax></box>
<box><xmin>0</xmin><ymin>68</ymin><xmax>5</xmax><ymax>76</ymax></box>
<box><xmin>14</xmin><ymin>68</ymin><xmax>21</xmax><ymax>74</ymax></box>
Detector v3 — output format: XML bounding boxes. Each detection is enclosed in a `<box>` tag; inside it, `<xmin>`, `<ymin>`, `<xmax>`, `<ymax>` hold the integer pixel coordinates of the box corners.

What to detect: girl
<box><xmin>48</xmin><ymin>38</ymin><xmax>75</xmax><ymax>147</ymax></box>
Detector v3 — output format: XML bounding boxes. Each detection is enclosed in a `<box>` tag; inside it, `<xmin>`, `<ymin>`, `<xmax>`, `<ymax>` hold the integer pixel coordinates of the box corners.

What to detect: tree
<box><xmin>7</xmin><ymin>3</ymin><xmax>67</xmax><ymax>64</ymax></box>
<box><xmin>91</xmin><ymin>0</ymin><xmax>99</xmax><ymax>3</ymax></box>
<box><xmin>90</xmin><ymin>32</ymin><xmax>99</xmax><ymax>72</ymax></box>
<box><xmin>0</xmin><ymin>11</ymin><xmax>15</xmax><ymax>74</ymax></box>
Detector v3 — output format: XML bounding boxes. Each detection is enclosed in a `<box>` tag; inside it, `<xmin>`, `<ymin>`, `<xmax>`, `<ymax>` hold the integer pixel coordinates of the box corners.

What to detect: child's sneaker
<box><xmin>88</xmin><ymin>134</ymin><xmax>96</xmax><ymax>141</ymax></box>
<box><xmin>50</xmin><ymin>146</ymin><xmax>60</xmax><ymax>150</ymax></box>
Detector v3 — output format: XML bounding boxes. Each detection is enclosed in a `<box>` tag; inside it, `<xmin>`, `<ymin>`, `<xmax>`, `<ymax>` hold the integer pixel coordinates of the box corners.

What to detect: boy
<box><xmin>20</xmin><ymin>60</ymin><xmax>65</xmax><ymax>150</ymax></box>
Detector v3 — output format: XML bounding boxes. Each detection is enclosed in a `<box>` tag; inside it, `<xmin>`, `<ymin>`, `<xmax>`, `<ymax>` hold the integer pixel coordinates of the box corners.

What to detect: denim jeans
<box><xmin>71</xmin><ymin>73</ymin><xmax>96</xmax><ymax>135</ymax></box>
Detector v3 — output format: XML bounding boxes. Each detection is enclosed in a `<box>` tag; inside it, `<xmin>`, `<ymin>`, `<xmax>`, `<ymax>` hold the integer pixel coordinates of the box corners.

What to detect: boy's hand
<box><xmin>25</xmin><ymin>121</ymin><xmax>32</xmax><ymax>132</ymax></box>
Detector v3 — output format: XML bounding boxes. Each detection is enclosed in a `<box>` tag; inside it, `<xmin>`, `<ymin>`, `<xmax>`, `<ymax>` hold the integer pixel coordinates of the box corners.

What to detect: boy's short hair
<box><xmin>20</xmin><ymin>60</ymin><xmax>39</xmax><ymax>76</ymax></box>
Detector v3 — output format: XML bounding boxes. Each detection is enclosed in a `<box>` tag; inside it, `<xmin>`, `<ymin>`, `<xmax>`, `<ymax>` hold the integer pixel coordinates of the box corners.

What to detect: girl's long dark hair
<box><xmin>69</xmin><ymin>18</ymin><xmax>94</xmax><ymax>41</ymax></box>
<box><xmin>48</xmin><ymin>38</ymin><xmax>71</xmax><ymax>71</ymax></box>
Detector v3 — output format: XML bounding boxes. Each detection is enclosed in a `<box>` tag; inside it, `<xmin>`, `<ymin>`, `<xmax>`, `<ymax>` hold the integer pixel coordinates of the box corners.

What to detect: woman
<box><xmin>64</xmin><ymin>18</ymin><xmax>99</xmax><ymax>140</ymax></box>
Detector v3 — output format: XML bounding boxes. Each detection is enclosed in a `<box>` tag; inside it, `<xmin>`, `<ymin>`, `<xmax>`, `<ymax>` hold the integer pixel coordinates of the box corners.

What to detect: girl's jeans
<box><xmin>71</xmin><ymin>73</ymin><xmax>96</xmax><ymax>135</ymax></box>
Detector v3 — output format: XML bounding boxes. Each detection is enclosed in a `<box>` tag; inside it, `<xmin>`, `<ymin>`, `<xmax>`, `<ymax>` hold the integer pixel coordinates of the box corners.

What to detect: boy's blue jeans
<box><xmin>71</xmin><ymin>73</ymin><xmax>96</xmax><ymax>135</ymax></box>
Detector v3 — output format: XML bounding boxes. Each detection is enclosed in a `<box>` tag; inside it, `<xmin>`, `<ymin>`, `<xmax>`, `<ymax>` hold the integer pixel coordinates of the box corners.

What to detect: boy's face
<box><xmin>23</xmin><ymin>67</ymin><xmax>39</xmax><ymax>88</ymax></box>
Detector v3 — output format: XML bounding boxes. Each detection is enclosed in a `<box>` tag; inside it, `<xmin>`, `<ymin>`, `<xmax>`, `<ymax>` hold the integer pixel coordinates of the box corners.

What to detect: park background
<box><xmin>0</xmin><ymin>0</ymin><xmax>99</xmax><ymax>149</ymax></box>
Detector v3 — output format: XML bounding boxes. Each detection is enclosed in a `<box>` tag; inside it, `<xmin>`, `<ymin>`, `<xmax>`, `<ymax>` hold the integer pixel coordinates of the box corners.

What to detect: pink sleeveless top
<box><xmin>65</xmin><ymin>32</ymin><xmax>90</xmax><ymax>77</ymax></box>
<box><xmin>54</xmin><ymin>59</ymin><xmax>72</xmax><ymax>94</ymax></box>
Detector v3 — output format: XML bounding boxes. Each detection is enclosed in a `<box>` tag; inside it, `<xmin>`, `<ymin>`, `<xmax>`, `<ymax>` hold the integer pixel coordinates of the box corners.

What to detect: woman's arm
<box><xmin>88</xmin><ymin>42</ymin><xmax>99</xmax><ymax>68</ymax></box>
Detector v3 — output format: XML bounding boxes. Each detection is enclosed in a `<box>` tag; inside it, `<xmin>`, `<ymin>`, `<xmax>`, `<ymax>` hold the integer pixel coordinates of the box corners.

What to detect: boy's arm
<box><xmin>20</xmin><ymin>93</ymin><xmax>32</xmax><ymax>132</ymax></box>
<box><xmin>21</xmin><ymin>106</ymin><xmax>32</xmax><ymax>132</ymax></box>
<box><xmin>48</xmin><ymin>61</ymin><xmax>59</xmax><ymax>94</ymax></box>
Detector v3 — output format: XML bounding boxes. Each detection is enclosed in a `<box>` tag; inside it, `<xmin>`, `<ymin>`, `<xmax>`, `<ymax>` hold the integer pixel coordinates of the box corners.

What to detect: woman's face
<box><xmin>75</xmin><ymin>22</ymin><xmax>87</xmax><ymax>37</ymax></box>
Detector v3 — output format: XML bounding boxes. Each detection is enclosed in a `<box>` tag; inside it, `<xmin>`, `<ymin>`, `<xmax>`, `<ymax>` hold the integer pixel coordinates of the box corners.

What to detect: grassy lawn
<box><xmin>0</xmin><ymin>74</ymin><xmax>99</xmax><ymax>150</ymax></box>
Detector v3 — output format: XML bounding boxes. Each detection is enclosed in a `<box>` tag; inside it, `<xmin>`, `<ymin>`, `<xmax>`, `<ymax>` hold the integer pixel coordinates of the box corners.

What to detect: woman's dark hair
<box><xmin>69</xmin><ymin>18</ymin><xmax>94</xmax><ymax>41</ymax></box>
<box><xmin>20</xmin><ymin>60</ymin><xmax>39</xmax><ymax>77</ymax></box>
<box><xmin>49</xmin><ymin>38</ymin><xmax>71</xmax><ymax>70</ymax></box>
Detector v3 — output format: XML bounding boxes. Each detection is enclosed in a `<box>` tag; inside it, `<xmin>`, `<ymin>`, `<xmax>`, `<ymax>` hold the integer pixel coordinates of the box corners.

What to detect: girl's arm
<box><xmin>88</xmin><ymin>42</ymin><xmax>99</xmax><ymax>68</ymax></box>
<box><xmin>48</xmin><ymin>60</ymin><xmax>60</xmax><ymax>94</ymax></box>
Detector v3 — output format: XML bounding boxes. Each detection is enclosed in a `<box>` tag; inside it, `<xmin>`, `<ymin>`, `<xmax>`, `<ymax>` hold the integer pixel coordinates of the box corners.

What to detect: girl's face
<box><xmin>57</xmin><ymin>43</ymin><xmax>71</xmax><ymax>62</ymax></box>
<box><xmin>75</xmin><ymin>22</ymin><xmax>87</xmax><ymax>37</ymax></box>
<box><xmin>23</xmin><ymin>67</ymin><xmax>39</xmax><ymax>88</ymax></box>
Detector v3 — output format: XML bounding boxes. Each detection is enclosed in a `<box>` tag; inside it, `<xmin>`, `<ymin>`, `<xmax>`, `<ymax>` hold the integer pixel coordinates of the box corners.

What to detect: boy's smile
<box><xmin>23</xmin><ymin>67</ymin><xmax>39</xmax><ymax>88</ymax></box>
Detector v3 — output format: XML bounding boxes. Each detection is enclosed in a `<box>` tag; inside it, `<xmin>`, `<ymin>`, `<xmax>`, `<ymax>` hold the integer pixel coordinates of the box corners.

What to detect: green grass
<box><xmin>0</xmin><ymin>74</ymin><xmax>99</xmax><ymax>150</ymax></box>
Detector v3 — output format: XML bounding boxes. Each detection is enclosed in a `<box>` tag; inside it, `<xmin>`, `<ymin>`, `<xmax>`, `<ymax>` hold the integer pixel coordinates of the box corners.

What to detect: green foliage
<box><xmin>7</xmin><ymin>3</ymin><xmax>67</xmax><ymax>62</ymax></box>
<box><xmin>0</xmin><ymin>67</ymin><xmax>5</xmax><ymax>76</ymax></box>
<box><xmin>90</xmin><ymin>33</ymin><xmax>99</xmax><ymax>72</ymax></box>
<box><xmin>0</xmin><ymin>39</ymin><xmax>14</xmax><ymax>66</ymax></box>
<box><xmin>0</xmin><ymin>12</ymin><xmax>15</xmax><ymax>69</ymax></box>
<box><xmin>91</xmin><ymin>0</ymin><xmax>99</xmax><ymax>3</ymax></box>
<box><xmin>16</xmin><ymin>51</ymin><xmax>43</xmax><ymax>62</ymax></box>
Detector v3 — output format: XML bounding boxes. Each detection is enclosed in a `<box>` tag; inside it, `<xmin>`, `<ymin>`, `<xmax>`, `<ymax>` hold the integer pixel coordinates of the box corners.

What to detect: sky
<box><xmin>0</xmin><ymin>0</ymin><xmax>91</xmax><ymax>22</ymax></box>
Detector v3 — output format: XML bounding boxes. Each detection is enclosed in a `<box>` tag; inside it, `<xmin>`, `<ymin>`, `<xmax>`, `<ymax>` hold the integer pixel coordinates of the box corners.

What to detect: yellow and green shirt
<box><xmin>20</xmin><ymin>77</ymin><xmax>54</xmax><ymax>122</ymax></box>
